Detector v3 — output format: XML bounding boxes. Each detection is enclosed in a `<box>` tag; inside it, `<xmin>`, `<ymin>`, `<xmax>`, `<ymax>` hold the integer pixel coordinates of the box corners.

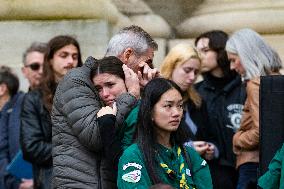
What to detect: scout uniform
<box><xmin>117</xmin><ymin>143</ymin><xmax>212</xmax><ymax>189</ymax></box>
<box><xmin>258</xmin><ymin>143</ymin><xmax>284</xmax><ymax>189</ymax></box>
<box><xmin>119</xmin><ymin>105</ymin><xmax>139</xmax><ymax>150</ymax></box>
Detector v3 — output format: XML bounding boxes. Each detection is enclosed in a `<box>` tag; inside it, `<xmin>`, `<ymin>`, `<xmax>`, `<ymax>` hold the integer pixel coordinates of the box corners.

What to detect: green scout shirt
<box><xmin>117</xmin><ymin>143</ymin><xmax>213</xmax><ymax>189</ymax></box>
<box><xmin>119</xmin><ymin>104</ymin><xmax>139</xmax><ymax>150</ymax></box>
<box><xmin>258</xmin><ymin>143</ymin><xmax>284</xmax><ymax>189</ymax></box>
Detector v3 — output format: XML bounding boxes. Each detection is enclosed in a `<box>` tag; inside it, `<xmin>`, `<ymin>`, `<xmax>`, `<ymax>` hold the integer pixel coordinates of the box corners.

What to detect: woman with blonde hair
<box><xmin>160</xmin><ymin>43</ymin><xmax>217</xmax><ymax>161</ymax></box>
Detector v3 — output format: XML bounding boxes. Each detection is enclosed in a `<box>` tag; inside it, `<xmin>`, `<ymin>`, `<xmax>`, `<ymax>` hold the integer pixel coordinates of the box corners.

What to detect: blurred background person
<box><xmin>20</xmin><ymin>35</ymin><xmax>82</xmax><ymax>189</ymax></box>
<box><xmin>22</xmin><ymin>42</ymin><xmax>47</xmax><ymax>90</ymax></box>
<box><xmin>160</xmin><ymin>43</ymin><xmax>218</xmax><ymax>161</ymax></box>
<box><xmin>195</xmin><ymin>30</ymin><xmax>246</xmax><ymax>189</ymax></box>
<box><xmin>0</xmin><ymin>66</ymin><xmax>32</xmax><ymax>189</ymax></box>
<box><xmin>0</xmin><ymin>41</ymin><xmax>47</xmax><ymax>189</ymax></box>
<box><xmin>226</xmin><ymin>28</ymin><xmax>282</xmax><ymax>189</ymax></box>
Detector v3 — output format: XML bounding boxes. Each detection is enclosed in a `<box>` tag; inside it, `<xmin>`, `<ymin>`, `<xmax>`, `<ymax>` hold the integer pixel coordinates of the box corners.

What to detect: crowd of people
<box><xmin>0</xmin><ymin>25</ymin><xmax>283</xmax><ymax>189</ymax></box>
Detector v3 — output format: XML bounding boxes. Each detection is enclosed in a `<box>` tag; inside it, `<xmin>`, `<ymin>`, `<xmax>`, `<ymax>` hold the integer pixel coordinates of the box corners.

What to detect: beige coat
<box><xmin>233</xmin><ymin>77</ymin><xmax>260</xmax><ymax>168</ymax></box>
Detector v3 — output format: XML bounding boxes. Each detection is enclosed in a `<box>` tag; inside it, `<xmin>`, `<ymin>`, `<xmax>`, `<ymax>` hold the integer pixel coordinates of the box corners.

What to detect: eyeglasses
<box><xmin>25</xmin><ymin>63</ymin><xmax>41</xmax><ymax>71</ymax></box>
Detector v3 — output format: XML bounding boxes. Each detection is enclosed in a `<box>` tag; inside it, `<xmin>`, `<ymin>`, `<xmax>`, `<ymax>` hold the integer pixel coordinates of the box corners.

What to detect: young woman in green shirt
<box><xmin>117</xmin><ymin>78</ymin><xmax>212</xmax><ymax>189</ymax></box>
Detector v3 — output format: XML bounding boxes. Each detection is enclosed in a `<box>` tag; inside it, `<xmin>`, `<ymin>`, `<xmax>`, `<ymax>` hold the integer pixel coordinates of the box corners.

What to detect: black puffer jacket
<box><xmin>195</xmin><ymin>74</ymin><xmax>246</xmax><ymax>167</ymax></box>
<box><xmin>51</xmin><ymin>57</ymin><xmax>137</xmax><ymax>189</ymax></box>
<box><xmin>20</xmin><ymin>89</ymin><xmax>52</xmax><ymax>189</ymax></box>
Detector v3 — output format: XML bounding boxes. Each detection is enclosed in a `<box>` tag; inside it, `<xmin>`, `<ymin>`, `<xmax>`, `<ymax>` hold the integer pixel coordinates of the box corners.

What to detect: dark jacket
<box><xmin>183</xmin><ymin>99</ymin><xmax>216</xmax><ymax>143</ymax></box>
<box><xmin>195</xmin><ymin>74</ymin><xmax>246</xmax><ymax>167</ymax></box>
<box><xmin>0</xmin><ymin>92</ymin><xmax>25</xmax><ymax>189</ymax></box>
<box><xmin>20</xmin><ymin>90</ymin><xmax>52</xmax><ymax>189</ymax></box>
<box><xmin>51</xmin><ymin>57</ymin><xmax>137</xmax><ymax>189</ymax></box>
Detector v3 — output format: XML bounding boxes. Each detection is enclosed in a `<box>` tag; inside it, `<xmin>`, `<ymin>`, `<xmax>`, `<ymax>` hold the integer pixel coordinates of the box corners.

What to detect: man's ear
<box><xmin>121</xmin><ymin>48</ymin><xmax>134</xmax><ymax>63</ymax></box>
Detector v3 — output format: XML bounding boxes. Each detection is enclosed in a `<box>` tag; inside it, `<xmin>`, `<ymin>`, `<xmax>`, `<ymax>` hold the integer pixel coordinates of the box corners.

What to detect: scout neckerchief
<box><xmin>157</xmin><ymin>146</ymin><xmax>195</xmax><ymax>189</ymax></box>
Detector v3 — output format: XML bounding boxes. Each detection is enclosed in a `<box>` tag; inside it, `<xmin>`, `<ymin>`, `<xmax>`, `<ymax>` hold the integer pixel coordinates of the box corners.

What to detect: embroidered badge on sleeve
<box><xmin>122</xmin><ymin>162</ymin><xmax>143</xmax><ymax>183</ymax></box>
<box><xmin>201</xmin><ymin>160</ymin><xmax>207</xmax><ymax>166</ymax></box>
<box><xmin>186</xmin><ymin>168</ymin><xmax>191</xmax><ymax>177</ymax></box>
<box><xmin>123</xmin><ymin>162</ymin><xmax>142</xmax><ymax>170</ymax></box>
<box><xmin>122</xmin><ymin>170</ymin><xmax>141</xmax><ymax>183</ymax></box>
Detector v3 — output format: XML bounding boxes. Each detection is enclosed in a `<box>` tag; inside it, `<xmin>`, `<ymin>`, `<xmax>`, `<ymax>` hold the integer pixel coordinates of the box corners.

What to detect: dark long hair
<box><xmin>195</xmin><ymin>30</ymin><xmax>237</xmax><ymax>79</ymax></box>
<box><xmin>40</xmin><ymin>35</ymin><xmax>83</xmax><ymax>112</ymax></box>
<box><xmin>90</xmin><ymin>56</ymin><xmax>125</xmax><ymax>81</ymax></box>
<box><xmin>136</xmin><ymin>78</ymin><xmax>191</xmax><ymax>184</ymax></box>
<box><xmin>0</xmin><ymin>66</ymin><xmax>19</xmax><ymax>97</ymax></box>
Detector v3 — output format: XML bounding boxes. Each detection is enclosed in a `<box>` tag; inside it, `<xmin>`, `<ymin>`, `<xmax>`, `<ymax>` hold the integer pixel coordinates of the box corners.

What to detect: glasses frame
<box><xmin>25</xmin><ymin>63</ymin><xmax>41</xmax><ymax>71</ymax></box>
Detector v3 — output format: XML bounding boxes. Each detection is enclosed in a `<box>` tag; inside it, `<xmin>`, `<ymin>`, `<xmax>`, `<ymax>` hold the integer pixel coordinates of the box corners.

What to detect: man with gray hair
<box><xmin>21</xmin><ymin>42</ymin><xmax>47</xmax><ymax>90</ymax></box>
<box><xmin>52</xmin><ymin>25</ymin><xmax>159</xmax><ymax>188</ymax></box>
<box><xmin>106</xmin><ymin>25</ymin><xmax>159</xmax><ymax>87</ymax></box>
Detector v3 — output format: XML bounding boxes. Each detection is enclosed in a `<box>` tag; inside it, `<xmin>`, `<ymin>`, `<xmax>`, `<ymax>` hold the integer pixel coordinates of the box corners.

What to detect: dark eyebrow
<box><xmin>59</xmin><ymin>51</ymin><xmax>78</xmax><ymax>55</ymax></box>
<box><xmin>95</xmin><ymin>81</ymin><xmax>115</xmax><ymax>86</ymax></box>
<box><xmin>164</xmin><ymin>100</ymin><xmax>174</xmax><ymax>103</ymax></box>
<box><xmin>58</xmin><ymin>51</ymin><xmax>68</xmax><ymax>54</ymax></box>
<box><xmin>164</xmin><ymin>99</ymin><xmax>183</xmax><ymax>103</ymax></box>
<box><xmin>201</xmin><ymin>46</ymin><xmax>210</xmax><ymax>50</ymax></box>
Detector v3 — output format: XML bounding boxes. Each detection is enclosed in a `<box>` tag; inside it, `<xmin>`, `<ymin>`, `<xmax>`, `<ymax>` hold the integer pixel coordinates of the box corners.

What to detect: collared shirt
<box><xmin>117</xmin><ymin>143</ymin><xmax>212</xmax><ymax>189</ymax></box>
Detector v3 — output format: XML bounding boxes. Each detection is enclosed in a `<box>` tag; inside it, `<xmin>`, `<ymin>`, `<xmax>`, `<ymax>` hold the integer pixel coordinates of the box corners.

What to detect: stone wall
<box><xmin>0</xmin><ymin>0</ymin><xmax>170</xmax><ymax>91</ymax></box>
<box><xmin>0</xmin><ymin>20</ymin><xmax>110</xmax><ymax>91</ymax></box>
<box><xmin>1</xmin><ymin>0</ymin><xmax>284</xmax><ymax>91</ymax></box>
<box><xmin>0</xmin><ymin>19</ymin><xmax>167</xmax><ymax>91</ymax></box>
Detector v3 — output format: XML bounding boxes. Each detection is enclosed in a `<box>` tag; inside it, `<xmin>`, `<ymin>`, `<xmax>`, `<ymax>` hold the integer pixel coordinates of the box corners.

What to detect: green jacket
<box><xmin>119</xmin><ymin>104</ymin><xmax>139</xmax><ymax>150</ymax></box>
<box><xmin>117</xmin><ymin>143</ymin><xmax>212</xmax><ymax>189</ymax></box>
<box><xmin>258</xmin><ymin>143</ymin><xmax>284</xmax><ymax>189</ymax></box>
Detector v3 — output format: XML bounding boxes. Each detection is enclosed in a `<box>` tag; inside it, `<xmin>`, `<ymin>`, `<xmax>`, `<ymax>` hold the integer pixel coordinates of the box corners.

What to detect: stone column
<box><xmin>0</xmin><ymin>0</ymin><xmax>125</xmax><ymax>91</ymax></box>
<box><xmin>111</xmin><ymin>0</ymin><xmax>171</xmax><ymax>69</ymax></box>
<box><xmin>175</xmin><ymin>0</ymin><xmax>284</xmax><ymax>68</ymax></box>
<box><xmin>176</xmin><ymin>0</ymin><xmax>284</xmax><ymax>37</ymax></box>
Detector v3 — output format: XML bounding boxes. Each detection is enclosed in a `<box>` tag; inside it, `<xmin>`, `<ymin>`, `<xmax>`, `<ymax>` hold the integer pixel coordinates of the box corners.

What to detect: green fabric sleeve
<box><xmin>186</xmin><ymin>146</ymin><xmax>213</xmax><ymax>189</ymax></box>
<box><xmin>117</xmin><ymin>144</ymin><xmax>152</xmax><ymax>189</ymax></box>
<box><xmin>121</xmin><ymin>105</ymin><xmax>139</xmax><ymax>150</ymax></box>
<box><xmin>258</xmin><ymin>143</ymin><xmax>284</xmax><ymax>189</ymax></box>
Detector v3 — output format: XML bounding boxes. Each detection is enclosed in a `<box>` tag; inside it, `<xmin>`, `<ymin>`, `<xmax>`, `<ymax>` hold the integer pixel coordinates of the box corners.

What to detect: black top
<box><xmin>195</xmin><ymin>74</ymin><xmax>246</xmax><ymax>167</ymax></box>
<box><xmin>182</xmin><ymin>98</ymin><xmax>216</xmax><ymax>144</ymax></box>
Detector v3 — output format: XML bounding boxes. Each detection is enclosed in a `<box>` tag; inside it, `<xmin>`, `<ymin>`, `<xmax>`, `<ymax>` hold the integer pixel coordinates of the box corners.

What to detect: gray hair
<box><xmin>105</xmin><ymin>25</ymin><xmax>158</xmax><ymax>57</ymax></box>
<box><xmin>23</xmin><ymin>42</ymin><xmax>47</xmax><ymax>65</ymax></box>
<box><xmin>226</xmin><ymin>28</ymin><xmax>282</xmax><ymax>80</ymax></box>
